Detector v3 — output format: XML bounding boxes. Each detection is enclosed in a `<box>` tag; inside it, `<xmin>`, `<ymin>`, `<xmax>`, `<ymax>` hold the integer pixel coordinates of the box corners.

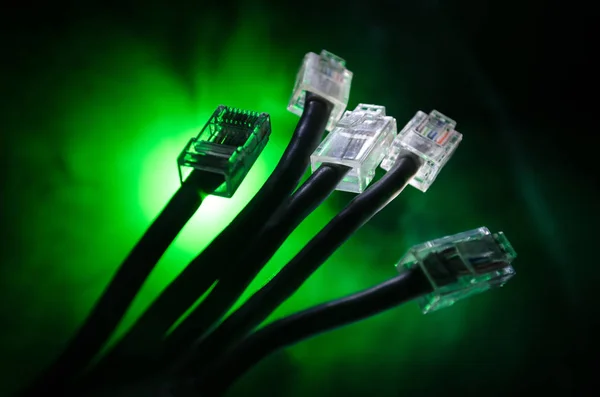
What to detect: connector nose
<box><xmin>415</xmin><ymin>110</ymin><xmax>457</xmax><ymax>144</ymax></box>
<box><xmin>356</xmin><ymin>104</ymin><xmax>387</xmax><ymax>116</ymax></box>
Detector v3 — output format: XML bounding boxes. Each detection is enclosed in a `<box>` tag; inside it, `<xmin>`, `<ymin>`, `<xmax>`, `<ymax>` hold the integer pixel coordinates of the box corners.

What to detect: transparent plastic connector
<box><xmin>381</xmin><ymin>110</ymin><xmax>462</xmax><ymax>192</ymax></box>
<box><xmin>398</xmin><ymin>227</ymin><xmax>517</xmax><ymax>314</ymax></box>
<box><xmin>177</xmin><ymin>105</ymin><xmax>271</xmax><ymax>198</ymax></box>
<box><xmin>310</xmin><ymin>104</ymin><xmax>397</xmax><ymax>193</ymax></box>
<box><xmin>287</xmin><ymin>50</ymin><xmax>353</xmax><ymax>131</ymax></box>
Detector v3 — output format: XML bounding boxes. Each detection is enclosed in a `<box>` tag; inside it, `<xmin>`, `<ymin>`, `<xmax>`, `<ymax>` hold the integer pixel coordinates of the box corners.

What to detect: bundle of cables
<box><xmin>19</xmin><ymin>50</ymin><xmax>518</xmax><ymax>397</ymax></box>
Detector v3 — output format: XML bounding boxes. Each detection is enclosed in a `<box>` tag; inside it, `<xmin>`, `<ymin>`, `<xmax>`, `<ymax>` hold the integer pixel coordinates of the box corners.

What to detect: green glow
<box><xmin>3</xmin><ymin>3</ymin><xmax>577</xmax><ymax>397</ymax></box>
<box><xmin>0</xmin><ymin>17</ymin><xmax>472</xmax><ymax>394</ymax></box>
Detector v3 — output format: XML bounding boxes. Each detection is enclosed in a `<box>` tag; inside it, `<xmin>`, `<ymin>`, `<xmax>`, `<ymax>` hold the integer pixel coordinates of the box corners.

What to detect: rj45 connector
<box><xmin>310</xmin><ymin>104</ymin><xmax>397</xmax><ymax>193</ymax></box>
<box><xmin>287</xmin><ymin>50</ymin><xmax>353</xmax><ymax>132</ymax></box>
<box><xmin>381</xmin><ymin>110</ymin><xmax>462</xmax><ymax>192</ymax></box>
<box><xmin>177</xmin><ymin>105</ymin><xmax>271</xmax><ymax>198</ymax></box>
<box><xmin>398</xmin><ymin>227</ymin><xmax>517</xmax><ymax>313</ymax></box>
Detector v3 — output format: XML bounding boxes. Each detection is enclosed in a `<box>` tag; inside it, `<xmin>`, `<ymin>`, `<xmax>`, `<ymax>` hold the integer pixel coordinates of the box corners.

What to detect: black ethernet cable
<box><xmin>180</xmin><ymin>267</ymin><xmax>433</xmax><ymax>396</ymax></box>
<box><xmin>20</xmin><ymin>169</ymin><xmax>222</xmax><ymax>397</ymax></box>
<box><xmin>71</xmin><ymin>271</ymin><xmax>429</xmax><ymax>397</ymax></box>
<box><xmin>22</xmin><ymin>105</ymin><xmax>271</xmax><ymax>397</ymax></box>
<box><xmin>78</xmin><ymin>93</ymin><xmax>333</xmax><ymax>392</ymax></box>
<box><xmin>165</xmin><ymin>101</ymin><xmax>403</xmax><ymax>376</ymax></box>
<box><xmin>73</xmin><ymin>162</ymin><xmax>350</xmax><ymax>397</ymax></box>
<box><xmin>184</xmin><ymin>106</ymin><xmax>470</xmax><ymax>394</ymax></box>
<box><xmin>73</xmin><ymin>227</ymin><xmax>518</xmax><ymax>397</ymax></box>
<box><xmin>160</xmin><ymin>162</ymin><xmax>352</xmax><ymax>373</ymax></box>
<box><xmin>179</xmin><ymin>153</ymin><xmax>422</xmax><ymax>377</ymax></box>
<box><xmin>189</xmin><ymin>227</ymin><xmax>518</xmax><ymax>396</ymax></box>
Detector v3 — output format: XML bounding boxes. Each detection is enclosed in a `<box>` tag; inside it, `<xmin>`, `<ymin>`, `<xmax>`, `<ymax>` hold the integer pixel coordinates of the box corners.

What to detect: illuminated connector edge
<box><xmin>287</xmin><ymin>50</ymin><xmax>353</xmax><ymax>131</ymax></box>
<box><xmin>177</xmin><ymin>105</ymin><xmax>271</xmax><ymax>198</ymax></box>
<box><xmin>310</xmin><ymin>104</ymin><xmax>397</xmax><ymax>193</ymax></box>
<box><xmin>381</xmin><ymin>110</ymin><xmax>462</xmax><ymax>192</ymax></box>
<box><xmin>397</xmin><ymin>227</ymin><xmax>516</xmax><ymax>313</ymax></box>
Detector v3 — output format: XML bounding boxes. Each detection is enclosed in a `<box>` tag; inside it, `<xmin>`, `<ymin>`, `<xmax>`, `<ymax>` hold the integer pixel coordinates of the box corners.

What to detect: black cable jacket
<box><xmin>20</xmin><ymin>170</ymin><xmax>220</xmax><ymax>397</ymax></box>
<box><xmin>180</xmin><ymin>154</ymin><xmax>422</xmax><ymax>377</ymax></box>
<box><xmin>162</xmin><ymin>163</ymin><xmax>351</xmax><ymax>373</ymax></box>
<box><xmin>72</xmin><ymin>379</ymin><xmax>171</xmax><ymax>397</ymax></box>
<box><xmin>80</xmin><ymin>93</ymin><xmax>333</xmax><ymax>390</ymax></box>
<box><xmin>188</xmin><ymin>268</ymin><xmax>433</xmax><ymax>396</ymax></box>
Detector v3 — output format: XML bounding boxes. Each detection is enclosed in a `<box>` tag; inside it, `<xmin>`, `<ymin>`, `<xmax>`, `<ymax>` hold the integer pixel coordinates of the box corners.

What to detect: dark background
<box><xmin>1</xmin><ymin>1</ymin><xmax>598</xmax><ymax>396</ymax></box>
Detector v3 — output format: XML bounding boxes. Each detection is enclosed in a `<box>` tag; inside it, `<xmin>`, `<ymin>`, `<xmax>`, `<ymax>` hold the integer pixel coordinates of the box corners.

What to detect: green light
<box><xmin>3</xmin><ymin>5</ymin><xmax>514</xmax><ymax>397</ymax></box>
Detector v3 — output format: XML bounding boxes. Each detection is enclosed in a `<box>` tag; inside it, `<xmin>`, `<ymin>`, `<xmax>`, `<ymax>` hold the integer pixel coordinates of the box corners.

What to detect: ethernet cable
<box><xmin>71</xmin><ymin>165</ymin><xmax>350</xmax><ymax>397</ymax></box>
<box><xmin>21</xmin><ymin>105</ymin><xmax>271</xmax><ymax>397</ymax></box>
<box><xmin>79</xmin><ymin>50</ymin><xmax>353</xmax><ymax>391</ymax></box>
<box><xmin>181</xmin><ymin>227</ymin><xmax>517</xmax><ymax>396</ymax></box>
<box><xmin>80</xmin><ymin>94</ymin><xmax>331</xmax><ymax>390</ymax></box>
<box><xmin>160</xmin><ymin>163</ymin><xmax>351</xmax><ymax>365</ymax></box>
<box><xmin>178</xmin><ymin>109</ymin><xmax>462</xmax><ymax>376</ymax></box>
<box><xmin>381</xmin><ymin>109</ymin><xmax>462</xmax><ymax>192</ymax></box>
<box><xmin>162</xmin><ymin>103</ymin><xmax>398</xmax><ymax>373</ymax></box>
<box><xmin>175</xmin><ymin>153</ymin><xmax>420</xmax><ymax>379</ymax></box>
<box><xmin>398</xmin><ymin>227</ymin><xmax>517</xmax><ymax>313</ymax></box>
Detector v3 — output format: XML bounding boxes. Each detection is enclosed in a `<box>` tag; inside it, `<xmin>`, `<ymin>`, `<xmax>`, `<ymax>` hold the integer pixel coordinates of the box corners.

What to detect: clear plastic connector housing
<box><xmin>381</xmin><ymin>110</ymin><xmax>462</xmax><ymax>192</ymax></box>
<box><xmin>398</xmin><ymin>227</ymin><xmax>517</xmax><ymax>314</ymax></box>
<box><xmin>177</xmin><ymin>105</ymin><xmax>271</xmax><ymax>198</ymax></box>
<box><xmin>287</xmin><ymin>50</ymin><xmax>353</xmax><ymax>132</ymax></box>
<box><xmin>310</xmin><ymin>104</ymin><xmax>397</xmax><ymax>193</ymax></box>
